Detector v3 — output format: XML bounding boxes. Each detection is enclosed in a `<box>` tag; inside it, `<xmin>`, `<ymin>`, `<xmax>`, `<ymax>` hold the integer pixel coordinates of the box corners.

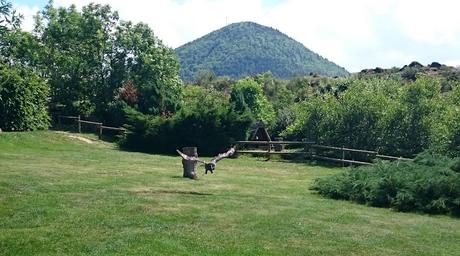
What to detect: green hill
<box><xmin>175</xmin><ymin>22</ymin><xmax>349</xmax><ymax>81</ymax></box>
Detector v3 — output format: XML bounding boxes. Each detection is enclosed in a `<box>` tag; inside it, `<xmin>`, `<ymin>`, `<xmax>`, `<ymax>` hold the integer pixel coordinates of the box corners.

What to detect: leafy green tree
<box><xmin>282</xmin><ymin>76</ymin><xmax>447</xmax><ymax>157</ymax></box>
<box><xmin>193</xmin><ymin>70</ymin><xmax>217</xmax><ymax>87</ymax></box>
<box><xmin>33</xmin><ymin>2</ymin><xmax>130</xmax><ymax>121</ymax></box>
<box><xmin>0</xmin><ymin>63</ymin><xmax>50</xmax><ymax>131</ymax></box>
<box><xmin>0</xmin><ymin>1</ymin><xmax>43</xmax><ymax>71</ymax></box>
<box><xmin>0</xmin><ymin>0</ymin><xmax>22</xmax><ymax>34</ymax></box>
<box><xmin>430</xmin><ymin>81</ymin><xmax>460</xmax><ymax>157</ymax></box>
<box><xmin>254</xmin><ymin>72</ymin><xmax>297</xmax><ymax>135</ymax></box>
<box><xmin>0</xmin><ymin>1</ymin><xmax>50</xmax><ymax>131</ymax></box>
<box><xmin>337</xmin><ymin>78</ymin><xmax>396</xmax><ymax>150</ymax></box>
<box><xmin>230</xmin><ymin>77</ymin><xmax>275</xmax><ymax>128</ymax></box>
<box><xmin>35</xmin><ymin>3</ymin><xmax>111</xmax><ymax>115</ymax></box>
<box><xmin>113</xmin><ymin>21</ymin><xmax>182</xmax><ymax>116</ymax></box>
<box><xmin>181</xmin><ymin>85</ymin><xmax>229</xmax><ymax>111</ymax></box>
<box><xmin>379</xmin><ymin>76</ymin><xmax>441</xmax><ymax>156</ymax></box>
<box><xmin>35</xmin><ymin>2</ymin><xmax>182</xmax><ymax>120</ymax></box>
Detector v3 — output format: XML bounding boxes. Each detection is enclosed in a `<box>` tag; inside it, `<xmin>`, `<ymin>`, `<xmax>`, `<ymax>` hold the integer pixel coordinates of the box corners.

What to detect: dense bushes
<box><xmin>0</xmin><ymin>64</ymin><xmax>50</xmax><ymax>131</ymax></box>
<box><xmin>282</xmin><ymin>76</ymin><xmax>460</xmax><ymax>157</ymax></box>
<box><xmin>120</xmin><ymin>86</ymin><xmax>253</xmax><ymax>155</ymax></box>
<box><xmin>312</xmin><ymin>152</ymin><xmax>460</xmax><ymax>216</ymax></box>
<box><xmin>120</xmin><ymin>108</ymin><xmax>252</xmax><ymax>155</ymax></box>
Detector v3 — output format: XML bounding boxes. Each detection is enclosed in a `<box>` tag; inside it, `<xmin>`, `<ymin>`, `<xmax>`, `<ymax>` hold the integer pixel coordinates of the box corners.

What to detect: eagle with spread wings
<box><xmin>176</xmin><ymin>146</ymin><xmax>236</xmax><ymax>174</ymax></box>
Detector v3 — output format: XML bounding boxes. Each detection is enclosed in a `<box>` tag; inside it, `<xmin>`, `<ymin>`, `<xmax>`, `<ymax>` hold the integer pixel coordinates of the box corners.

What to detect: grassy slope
<box><xmin>0</xmin><ymin>131</ymin><xmax>459</xmax><ymax>256</ymax></box>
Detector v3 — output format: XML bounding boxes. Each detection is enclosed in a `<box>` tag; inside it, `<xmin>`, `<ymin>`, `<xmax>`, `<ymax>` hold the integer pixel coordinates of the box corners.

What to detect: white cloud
<box><xmin>394</xmin><ymin>0</ymin><xmax>460</xmax><ymax>46</ymax></box>
<box><xmin>16</xmin><ymin>0</ymin><xmax>460</xmax><ymax>72</ymax></box>
<box><xmin>444</xmin><ymin>60</ymin><xmax>460</xmax><ymax>68</ymax></box>
<box><xmin>15</xmin><ymin>5</ymin><xmax>40</xmax><ymax>32</ymax></box>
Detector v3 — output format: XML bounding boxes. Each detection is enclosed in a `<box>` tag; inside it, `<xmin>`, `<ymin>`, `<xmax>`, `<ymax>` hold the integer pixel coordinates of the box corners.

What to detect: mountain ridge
<box><xmin>175</xmin><ymin>21</ymin><xmax>349</xmax><ymax>81</ymax></box>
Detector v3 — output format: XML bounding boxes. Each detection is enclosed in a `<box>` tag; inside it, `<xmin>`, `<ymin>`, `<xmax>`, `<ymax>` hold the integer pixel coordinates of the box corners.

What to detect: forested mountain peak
<box><xmin>175</xmin><ymin>21</ymin><xmax>349</xmax><ymax>81</ymax></box>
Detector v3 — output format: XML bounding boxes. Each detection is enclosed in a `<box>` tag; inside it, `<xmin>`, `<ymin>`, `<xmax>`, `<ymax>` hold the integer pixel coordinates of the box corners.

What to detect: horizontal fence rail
<box><xmin>312</xmin><ymin>144</ymin><xmax>377</xmax><ymax>154</ymax></box>
<box><xmin>236</xmin><ymin>141</ymin><xmax>315</xmax><ymax>145</ymax></box>
<box><xmin>100</xmin><ymin>126</ymin><xmax>126</xmax><ymax>132</ymax></box>
<box><xmin>58</xmin><ymin>115</ymin><xmax>79</xmax><ymax>120</ymax></box>
<box><xmin>375</xmin><ymin>154</ymin><xmax>412</xmax><ymax>161</ymax></box>
<box><xmin>235</xmin><ymin>140</ymin><xmax>412</xmax><ymax>166</ymax></box>
<box><xmin>78</xmin><ymin>120</ymin><xmax>102</xmax><ymax>125</ymax></box>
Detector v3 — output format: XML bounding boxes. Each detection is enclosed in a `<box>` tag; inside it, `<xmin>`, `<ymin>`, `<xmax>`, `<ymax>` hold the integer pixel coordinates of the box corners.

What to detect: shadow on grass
<box><xmin>245</xmin><ymin>154</ymin><xmax>346</xmax><ymax>169</ymax></box>
<box><xmin>290</xmin><ymin>159</ymin><xmax>347</xmax><ymax>169</ymax></box>
<box><xmin>136</xmin><ymin>189</ymin><xmax>213</xmax><ymax>196</ymax></box>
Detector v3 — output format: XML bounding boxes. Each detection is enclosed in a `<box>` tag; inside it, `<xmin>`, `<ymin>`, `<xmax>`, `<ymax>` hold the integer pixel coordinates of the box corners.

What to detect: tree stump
<box><xmin>181</xmin><ymin>147</ymin><xmax>198</xmax><ymax>179</ymax></box>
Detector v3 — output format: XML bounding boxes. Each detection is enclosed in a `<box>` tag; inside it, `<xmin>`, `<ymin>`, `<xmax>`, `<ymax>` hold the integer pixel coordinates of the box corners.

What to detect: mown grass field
<box><xmin>0</xmin><ymin>131</ymin><xmax>459</xmax><ymax>256</ymax></box>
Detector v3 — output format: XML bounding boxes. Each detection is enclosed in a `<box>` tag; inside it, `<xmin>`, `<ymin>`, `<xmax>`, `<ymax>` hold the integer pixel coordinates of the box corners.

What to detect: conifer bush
<box><xmin>119</xmin><ymin>86</ymin><xmax>254</xmax><ymax>155</ymax></box>
<box><xmin>312</xmin><ymin>152</ymin><xmax>460</xmax><ymax>216</ymax></box>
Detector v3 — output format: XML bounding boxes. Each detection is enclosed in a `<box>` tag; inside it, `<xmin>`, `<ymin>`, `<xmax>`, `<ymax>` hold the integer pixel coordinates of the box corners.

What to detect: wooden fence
<box><xmin>57</xmin><ymin>115</ymin><xmax>126</xmax><ymax>139</ymax></box>
<box><xmin>54</xmin><ymin>115</ymin><xmax>410</xmax><ymax>165</ymax></box>
<box><xmin>235</xmin><ymin>140</ymin><xmax>412</xmax><ymax>166</ymax></box>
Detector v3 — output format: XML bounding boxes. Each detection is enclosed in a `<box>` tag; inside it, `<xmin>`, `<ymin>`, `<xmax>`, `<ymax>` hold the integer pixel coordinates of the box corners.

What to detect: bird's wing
<box><xmin>176</xmin><ymin>149</ymin><xmax>206</xmax><ymax>164</ymax></box>
<box><xmin>210</xmin><ymin>146</ymin><xmax>236</xmax><ymax>164</ymax></box>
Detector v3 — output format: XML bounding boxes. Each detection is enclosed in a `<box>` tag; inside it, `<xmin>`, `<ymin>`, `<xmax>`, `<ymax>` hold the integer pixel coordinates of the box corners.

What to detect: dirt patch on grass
<box><xmin>67</xmin><ymin>135</ymin><xmax>94</xmax><ymax>144</ymax></box>
<box><xmin>55</xmin><ymin>131</ymin><xmax>98</xmax><ymax>144</ymax></box>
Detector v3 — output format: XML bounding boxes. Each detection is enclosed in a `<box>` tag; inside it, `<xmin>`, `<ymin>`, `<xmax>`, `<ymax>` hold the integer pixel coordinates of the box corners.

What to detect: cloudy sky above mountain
<box><xmin>14</xmin><ymin>0</ymin><xmax>460</xmax><ymax>72</ymax></box>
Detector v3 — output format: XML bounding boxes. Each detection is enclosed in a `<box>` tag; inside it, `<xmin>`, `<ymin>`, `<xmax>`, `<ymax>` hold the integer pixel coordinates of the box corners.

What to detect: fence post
<box><xmin>342</xmin><ymin>145</ymin><xmax>345</xmax><ymax>167</ymax></box>
<box><xmin>98</xmin><ymin>125</ymin><xmax>102</xmax><ymax>139</ymax></box>
<box><xmin>305</xmin><ymin>142</ymin><xmax>313</xmax><ymax>160</ymax></box>
<box><xmin>58</xmin><ymin>115</ymin><xmax>61</xmax><ymax>129</ymax></box>
<box><xmin>303</xmin><ymin>139</ymin><xmax>309</xmax><ymax>159</ymax></box>
<box><xmin>77</xmin><ymin>115</ymin><xmax>81</xmax><ymax>133</ymax></box>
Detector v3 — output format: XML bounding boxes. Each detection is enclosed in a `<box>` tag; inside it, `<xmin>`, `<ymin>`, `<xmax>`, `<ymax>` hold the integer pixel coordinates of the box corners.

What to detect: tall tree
<box><xmin>35</xmin><ymin>3</ymin><xmax>118</xmax><ymax>115</ymax></box>
<box><xmin>34</xmin><ymin>2</ymin><xmax>182</xmax><ymax>119</ymax></box>
<box><xmin>230</xmin><ymin>77</ymin><xmax>275</xmax><ymax>127</ymax></box>
<box><xmin>0</xmin><ymin>0</ymin><xmax>25</xmax><ymax>65</ymax></box>
<box><xmin>112</xmin><ymin>21</ymin><xmax>182</xmax><ymax>115</ymax></box>
<box><xmin>0</xmin><ymin>1</ymin><xmax>50</xmax><ymax>131</ymax></box>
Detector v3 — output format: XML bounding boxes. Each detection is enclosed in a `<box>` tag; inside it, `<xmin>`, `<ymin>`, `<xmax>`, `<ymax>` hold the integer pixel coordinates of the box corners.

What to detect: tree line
<box><xmin>1</xmin><ymin>1</ymin><xmax>180</xmax><ymax>129</ymax></box>
<box><xmin>1</xmin><ymin>1</ymin><xmax>459</xmax><ymax>158</ymax></box>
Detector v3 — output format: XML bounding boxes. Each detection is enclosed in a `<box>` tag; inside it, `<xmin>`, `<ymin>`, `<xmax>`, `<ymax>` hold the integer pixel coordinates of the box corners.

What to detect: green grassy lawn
<box><xmin>0</xmin><ymin>131</ymin><xmax>459</xmax><ymax>256</ymax></box>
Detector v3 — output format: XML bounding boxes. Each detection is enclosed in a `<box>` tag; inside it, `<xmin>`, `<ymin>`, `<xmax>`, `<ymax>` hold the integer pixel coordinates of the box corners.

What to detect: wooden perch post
<box><xmin>181</xmin><ymin>147</ymin><xmax>198</xmax><ymax>179</ymax></box>
<box><xmin>177</xmin><ymin>146</ymin><xmax>236</xmax><ymax>179</ymax></box>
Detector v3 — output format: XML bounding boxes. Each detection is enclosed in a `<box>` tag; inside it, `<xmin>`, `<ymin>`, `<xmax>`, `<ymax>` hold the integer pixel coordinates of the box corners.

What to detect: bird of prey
<box><xmin>176</xmin><ymin>146</ymin><xmax>236</xmax><ymax>174</ymax></box>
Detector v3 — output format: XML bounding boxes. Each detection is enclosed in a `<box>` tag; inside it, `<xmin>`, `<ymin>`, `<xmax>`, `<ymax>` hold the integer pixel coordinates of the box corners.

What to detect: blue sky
<box><xmin>13</xmin><ymin>0</ymin><xmax>460</xmax><ymax>72</ymax></box>
<box><xmin>13</xmin><ymin>0</ymin><xmax>285</xmax><ymax>10</ymax></box>
<box><xmin>12</xmin><ymin>0</ymin><xmax>41</xmax><ymax>5</ymax></box>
